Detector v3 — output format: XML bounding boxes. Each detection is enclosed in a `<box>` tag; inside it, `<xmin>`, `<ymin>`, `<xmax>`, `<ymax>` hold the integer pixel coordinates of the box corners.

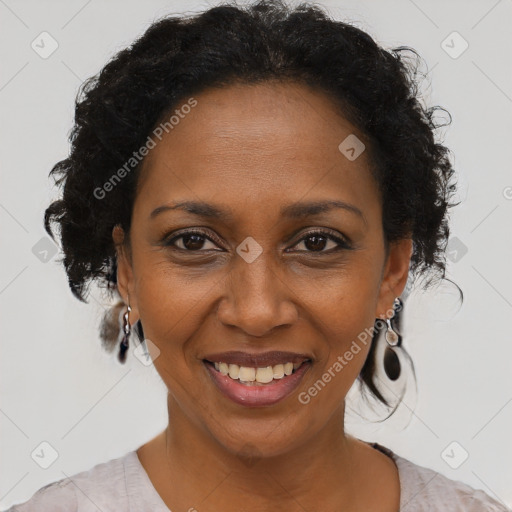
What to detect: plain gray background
<box><xmin>1</xmin><ymin>0</ymin><xmax>511</xmax><ymax>509</ymax></box>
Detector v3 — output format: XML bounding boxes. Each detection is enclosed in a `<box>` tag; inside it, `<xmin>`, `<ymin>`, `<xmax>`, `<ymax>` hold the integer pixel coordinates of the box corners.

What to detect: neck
<box><xmin>162</xmin><ymin>394</ymin><xmax>361</xmax><ymax>510</ymax></box>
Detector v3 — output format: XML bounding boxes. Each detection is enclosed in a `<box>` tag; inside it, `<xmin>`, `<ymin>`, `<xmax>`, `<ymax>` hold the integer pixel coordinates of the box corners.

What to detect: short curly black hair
<box><xmin>44</xmin><ymin>0</ymin><xmax>459</xmax><ymax>409</ymax></box>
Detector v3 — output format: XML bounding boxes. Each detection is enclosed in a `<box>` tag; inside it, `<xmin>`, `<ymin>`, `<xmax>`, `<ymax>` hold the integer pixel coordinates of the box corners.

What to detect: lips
<box><xmin>204</xmin><ymin>359</ymin><xmax>312</xmax><ymax>407</ymax></box>
<box><xmin>203</xmin><ymin>350</ymin><xmax>312</xmax><ymax>367</ymax></box>
<box><xmin>201</xmin><ymin>350</ymin><xmax>313</xmax><ymax>406</ymax></box>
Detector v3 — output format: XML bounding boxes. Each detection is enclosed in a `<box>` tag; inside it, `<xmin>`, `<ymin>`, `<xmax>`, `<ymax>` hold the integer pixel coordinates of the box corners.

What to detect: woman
<box><xmin>6</xmin><ymin>0</ymin><xmax>508</xmax><ymax>510</ymax></box>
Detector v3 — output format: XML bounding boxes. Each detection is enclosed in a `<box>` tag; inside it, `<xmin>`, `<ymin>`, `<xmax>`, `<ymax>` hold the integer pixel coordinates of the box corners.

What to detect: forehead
<box><xmin>135</xmin><ymin>81</ymin><xmax>379</xmax><ymax>217</ymax></box>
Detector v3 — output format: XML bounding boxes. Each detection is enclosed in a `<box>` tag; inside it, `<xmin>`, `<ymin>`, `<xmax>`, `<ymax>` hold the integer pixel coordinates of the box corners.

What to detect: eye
<box><xmin>288</xmin><ymin>229</ymin><xmax>351</xmax><ymax>253</ymax></box>
<box><xmin>162</xmin><ymin>228</ymin><xmax>351</xmax><ymax>253</ymax></box>
<box><xmin>164</xmin><ymin>230</ymin><xmax>223</xmax><ymax>251</ymax></box>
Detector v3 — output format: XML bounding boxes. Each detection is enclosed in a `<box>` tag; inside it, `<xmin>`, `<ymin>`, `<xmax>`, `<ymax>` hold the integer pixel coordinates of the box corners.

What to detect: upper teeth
<box><xmin>213</xmin><ymin>362</ymin><xmax>302</xmax><ymax>383</ymax></box>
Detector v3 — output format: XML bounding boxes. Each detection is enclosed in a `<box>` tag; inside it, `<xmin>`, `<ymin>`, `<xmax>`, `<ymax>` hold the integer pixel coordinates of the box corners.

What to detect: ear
<box><xmin>112</xmin><ymin>225</ymin><xmax>140</xmax><ymax>324</ymax></box>
<box><xmin>375</xmin><ymin>238</ymin><xmax>413</xmax><ymax>320</ymax></box>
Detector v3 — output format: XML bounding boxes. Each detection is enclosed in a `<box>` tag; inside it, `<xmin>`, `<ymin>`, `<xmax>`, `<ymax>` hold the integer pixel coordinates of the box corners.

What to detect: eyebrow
<box><xmin>149</xmin><ymin>199</ymin><xmax>366</xmax><ymax>225</ymax></box>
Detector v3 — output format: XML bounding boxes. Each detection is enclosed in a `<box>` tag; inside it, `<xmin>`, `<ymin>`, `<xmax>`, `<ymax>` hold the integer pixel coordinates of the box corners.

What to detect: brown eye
<box><xmin>165</xmin><ymin>230</ymin><xmax>222</xmax><ymax>251</ymax></box>
<box><xmin>302</xmin><ymin>234</ymin><xmax>330</xmax><ymax>252</ymax></box>
<box><xmin>289</xmin><ymin>230</ymin><xmax>351</xmax><ymax>253</ymax></box>
<box><xmin>179</xmin><ymin>233</ymin><xmax>208</xmax><ymax>251</ymax></box>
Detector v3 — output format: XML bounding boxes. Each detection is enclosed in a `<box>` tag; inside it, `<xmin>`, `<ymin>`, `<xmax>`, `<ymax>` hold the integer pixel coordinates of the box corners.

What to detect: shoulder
<box><xmin>4</xmin><ymin>452</ymin><xmax>133</xmax><ymax>512</ymax></box>
<box><xmin>3</xmin><ymin>477</ymin><xmax>77</xmax><ymax>512</ymax></box>
<box><xmin>371</xmin><ymin>443</ymin><xmax>509</xmax><ymax>512</ymax></box>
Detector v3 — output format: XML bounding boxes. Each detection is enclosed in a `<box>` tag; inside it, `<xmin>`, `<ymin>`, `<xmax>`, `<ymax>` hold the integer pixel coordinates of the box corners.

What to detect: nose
<box><xmin>216</xmin><ymin>252</ymin><xmax>299</xmax><ymax>338</ymax></box>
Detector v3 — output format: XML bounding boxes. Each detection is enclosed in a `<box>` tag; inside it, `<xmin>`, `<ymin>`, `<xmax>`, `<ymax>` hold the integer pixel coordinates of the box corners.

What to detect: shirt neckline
<box><xmin>126</xmin><ymin>440</ymin><xmax>408</xmax><ymax>511</ymax></box>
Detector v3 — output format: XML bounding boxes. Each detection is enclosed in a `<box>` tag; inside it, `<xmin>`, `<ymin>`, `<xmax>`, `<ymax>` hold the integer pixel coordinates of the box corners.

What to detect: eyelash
<box><xmin>163</xmin><ymin>228</ymin><xmax>352</xmax><ymax>253</ymax></box>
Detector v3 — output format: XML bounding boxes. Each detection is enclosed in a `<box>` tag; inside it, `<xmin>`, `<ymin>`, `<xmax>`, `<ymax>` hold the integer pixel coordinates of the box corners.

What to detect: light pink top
<box><xmin>4</xmin><ymin>442</ymin><xmax>508</xmax><ymax>511</ymax></box>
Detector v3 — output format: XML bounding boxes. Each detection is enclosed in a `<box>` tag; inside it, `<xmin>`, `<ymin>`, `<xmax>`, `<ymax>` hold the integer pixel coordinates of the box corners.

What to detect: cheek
<box><xmin>132</xmin><ymin>269</ymin><xmax>208</xmax><ymax>386</ymax></box>
<box><xmin>311</xmin><ymin>264</ymin><xmax>379</xmax><ymax>333</ymax></box>
<box><xmin>309</xmin><ymin>276</ymin><xmax>377</xmax><ymax>391</ymax></box>
<box><xmin>299</xmin><ymin>319</ymin><xmax>374</xmax><ymax>412</ymax></box>
<box><xmin>134</xmin><ymin>258</ymin><xmax>209</xmax><ymax>333</ymax></box>
<box><xmin>134</xmin><ymin>271</ymin><xmax>208</xmax><ymax>412</ymax></box>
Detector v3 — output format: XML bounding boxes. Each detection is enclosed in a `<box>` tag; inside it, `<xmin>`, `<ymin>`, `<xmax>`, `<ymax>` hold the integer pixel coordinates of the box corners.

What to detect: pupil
<box><xmin>183</xmin><ymin>234</ymin><xmax>205</xmax><ymax>250</ymax></box>
<box><xmin>305</xmin><ymin>235</ymin><xmax>326</xmax><ymax>251</ymax></box>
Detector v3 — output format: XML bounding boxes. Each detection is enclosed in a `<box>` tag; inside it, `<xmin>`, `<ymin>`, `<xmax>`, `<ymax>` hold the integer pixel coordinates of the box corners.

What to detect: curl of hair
<box><xmin>44</xmin><ymin>0</ymin><xmax>460</xmax><ymax>411</ymax></box>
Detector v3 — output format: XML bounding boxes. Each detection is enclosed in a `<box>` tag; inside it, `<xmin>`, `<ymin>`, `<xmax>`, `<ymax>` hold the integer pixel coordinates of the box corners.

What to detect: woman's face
<box><xmin>114</xmin><ymin>81</ymin><xmax>412</xmax><ymax>457</ymax></box>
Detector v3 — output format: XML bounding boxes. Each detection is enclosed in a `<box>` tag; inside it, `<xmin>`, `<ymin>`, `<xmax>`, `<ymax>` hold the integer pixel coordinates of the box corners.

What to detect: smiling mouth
<box><xmin>203</xmin><ymin>359</ymin><xmax>311</xmax><ymax>386</ymax></box>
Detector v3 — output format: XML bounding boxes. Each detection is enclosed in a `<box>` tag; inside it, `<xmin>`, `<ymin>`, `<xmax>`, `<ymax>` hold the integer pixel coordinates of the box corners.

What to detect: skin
<box><xmin>113</xmin><ymin>81</ymin><xmax>412</xmax><ymax>512</ymax></box>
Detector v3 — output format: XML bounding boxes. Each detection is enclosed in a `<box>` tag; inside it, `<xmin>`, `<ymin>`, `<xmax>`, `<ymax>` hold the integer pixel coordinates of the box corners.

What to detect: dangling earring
<box><xmin>383</xmin><ymin>297</ymin><xmax>403</xmax><ymax>380</ymax></box>
<box><xmin>385</xmin><ymin>297</ymin><xmax>402</xmax><ymax>347</ymax></box>
<box><xmin>118</xmin><ymin>302</ymin><xmax>131</xmax><ymax>363</ymax></box>
<box><xmin>359</xmin><ymin>295</ymin><xmax>417</xmax><ymax>425</ymax></box>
